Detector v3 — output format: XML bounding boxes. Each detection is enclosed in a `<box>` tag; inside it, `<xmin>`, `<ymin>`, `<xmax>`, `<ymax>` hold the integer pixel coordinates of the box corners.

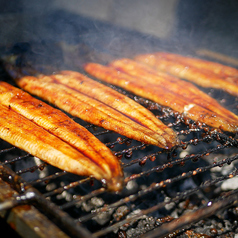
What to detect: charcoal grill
<box><xmin>0</xmin><ymin>7</ymin><xmax>238</xmax><ymax>238</ymax></box>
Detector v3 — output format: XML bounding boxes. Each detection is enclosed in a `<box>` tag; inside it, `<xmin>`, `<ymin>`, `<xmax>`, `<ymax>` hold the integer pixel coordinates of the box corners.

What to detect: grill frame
<box><xmin>0</xmin><ymin>177</ymin><xmax>70</xmax><ymax>238</ymax></box>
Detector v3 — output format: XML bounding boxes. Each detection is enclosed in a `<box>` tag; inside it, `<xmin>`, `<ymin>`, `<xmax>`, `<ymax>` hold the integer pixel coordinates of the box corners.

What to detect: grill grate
<box><xmin>0</xmin><ymin>92</ymin><xmax>237</xmax><ymax>237</ymax></box>
<box><xmin>0</xmin><ymin>9</ymin><xmax>237</xmax><ymax>237</ymax></box>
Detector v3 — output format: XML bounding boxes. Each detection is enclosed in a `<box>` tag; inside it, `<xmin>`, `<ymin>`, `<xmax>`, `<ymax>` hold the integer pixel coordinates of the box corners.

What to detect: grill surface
<box><xmin>0</xmin><ymin>84</ymin><xmax>237</xmax><ymax>238</ymax></box>
<box><xmin>0</xmin><ymin>10</ymin><xmax>238</xmax><ymax>238</ymax></box>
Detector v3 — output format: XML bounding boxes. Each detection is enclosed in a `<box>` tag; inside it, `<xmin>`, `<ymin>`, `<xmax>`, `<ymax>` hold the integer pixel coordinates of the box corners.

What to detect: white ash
<box><xmin>113</xmin><ymin>205</ymin><xmax>130</xmax><ymax>221</ymax></box>
<box><xmin>33</xmin><ymin>156</ymin><xmax>49</xmax><ymax>178</ymax></box>
<box><xmin>125</xmin><ymin>179</ymin><xmax>139</xmax><ymax>194</ymax></box>
<box><xmin>81</xmin><ymin>197</ymin><xmax>105</xmax><ymax>212</ymax></box>
<box><xmin>221</xmin><ymin>176</ymin><xmax>238</xmax><ymax>191</ymax></box>
<box><xmin>46</xmin><ymin>182</ymin><xmax>57</xmax><ymax>191</ymax></box>
<box><xmin>170</xmin><ymin>210</ymin><xmax>179</xmax><ymax>219</ymax></box>
<box><xmin>81</xmin><ymin>197</ymin><xmax>115</xmax><ymax>225</ymax></box>
<box><xmin>220</xmin><ymin>163</ymin><xmax>235</xmax><ymax>176</ymax></box>
<box><xmin>58</xmin><ymin>190</ymin><xmax>73</xmax><ymax>202</ymax></box>
<box><xmin>179</xmin><ymin>150</ymin><xmax>190</xmax><ymax>159</ymax></box>
<box><xmin>179</xmin><ymin>145</ymin><xmax>192</xmax><ymax>157</ymax></box>
<box><xmin>164</xmin><ymin>196</ymin><xmax>176</xmax><ymax>211</ymax></box>
<box><xmin>126</xmin><ymin>209</ymin><xmax>145</xmax><ymax>219</ymax></box>
<box><xmin>92</xmin><ymin>207</ymin><xmax>115</xmax><ymax>225</ymax></box>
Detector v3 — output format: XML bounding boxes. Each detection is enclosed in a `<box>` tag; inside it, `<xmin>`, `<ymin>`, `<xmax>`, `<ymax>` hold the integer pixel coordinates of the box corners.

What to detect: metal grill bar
<box><xmin>16</xmin><ymin>163</ymin><xmax>48</xmax><ymax>175</ymax></box>
<box><xmin>60</xmin><ymin>187</ymin><xmax>106</xmax><ymax>211</ymax></box>
<box><xmin>89</xmin><ymin>155</ymin><xmax>238</xmax><ymax>237</ymax></box>
<box><xmin>123</xmin><ymin>137</ymin><xmax>227</xmax><ymax>169</ymax></box>
<box><xmin>141</xmin><ymin>187</ymin><xmax>238</xmax><ymax>238</ymax></box>
<box><xmin>0</xmin><ymin>146</ymin><xmax>16</xmax><ymax>154</ymax></box>
<box><xmin>29</xmin><ymin>171</ymin><xmax>68</xmax><ymax>186</ymax></box>
<box><xmin>2</xmin><ymin>153</ymin><xmax>30</xmax><ymax>165</ymax></box>
<box><xmin>125</xmin><ymin>145</ymin><xmax>229</xmax><ymax>184</ymax></box>
<box><xmin>44</xmin><ymin>178</ymin><xmax>92</xmax><ymax>198</ymax></box>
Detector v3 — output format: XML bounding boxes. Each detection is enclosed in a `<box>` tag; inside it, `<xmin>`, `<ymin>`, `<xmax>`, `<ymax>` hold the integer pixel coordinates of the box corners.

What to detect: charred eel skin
<box><xmin>134</xmin><ymin>52</ymin><xmax>238</xmax><ymax>97</ymax></box>
<box><xmin>14</xmin><ymin>73</ymin><xmax>177</xmax><ymax>149</ymax></box>
<box><xmin>0</xmin><ymin>82</ymin><xmax>123</xmax><ymax>192</ymax></box>
<box><xmin>109</xmin><ymin>58</ymin><xmax>238</xmax><ymax>123</ymax></box>
<box><xmin>84</xmin><ymin>61</ymin><xmax>238</xmax><ymax>133</ymax></box>
<box><xmin>49</xmin><ymin>70</ymin><xmax>178</xmax><ymax>149</ymax></box>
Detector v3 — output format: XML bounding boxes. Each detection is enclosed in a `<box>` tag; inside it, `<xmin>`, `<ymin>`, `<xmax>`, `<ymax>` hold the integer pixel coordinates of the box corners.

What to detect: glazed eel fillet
<box><xmin>14</xmin><ymin>74</ymin><xmax>175</xmax><ymax>149</ymax></box>
<box><xmin>0</xmin><ymin>82</ymin><xmax>123</xmax><ymax>191</ymax></box>
<box><xmin>109</xmin><ymin>59</ymin><xmax>238</xmax><ymax>123</ymax></box>
<box><xmin>0</xmin><ymin>102</ymin><xmax>122</xmax><ymax>191</ymax></box>
<box><xmin>151</xmin><ymin>52</ymin><xmax>238</xmax><ymax>83</ymax></box>
<box><xmin>46</xmin><ymin>70</ymin><xmax>177</xmax><ymax>149</ymax></box>
<box><xmin>134</xmin><ymin>52</ymin><xmax>238</xmax><ymax>96</ymax></box>
<box><xmin>84</xmin><ymin>61</ymin><xmax>238</xmax><ymax>133</ymax></box>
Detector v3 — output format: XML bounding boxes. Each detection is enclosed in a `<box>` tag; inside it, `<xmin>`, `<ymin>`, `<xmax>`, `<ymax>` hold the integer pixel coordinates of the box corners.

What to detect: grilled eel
<box><xmin>108</xmin><ymin>59</ymin><xmax>238</xmax><ymax>123</ymax></box>
<box><xmin>0</xmin><ymin>81</ymin><xmax>124</xmax><ymax>191</ymax></box>
<box><xmin>45</xmin><ymin>70</ymin><xmax>177</xmax><ymax>148</ymax></box>
<box><xmin>0</xmin><ymin>102</ymin><xmax>123</xmax><ymax>191</ymax></box>
<box><xmin>14</xmin><ymin>75</ymin><xmax>175</xmax><ymax>149</ymax></box>
<box><xmin>84</xmin><ymin>62</ymin><xmax>238</xmax><ymax>133</ymax></box>
<box><xmin>150</xmin><ymin>52</ymin><xmax>238</xmax><ymax>83</ymax></box>
<box><xmin>134</xmin><ymin>52</ymin><xmax>238</xmax><ymax>96</ymax></box>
